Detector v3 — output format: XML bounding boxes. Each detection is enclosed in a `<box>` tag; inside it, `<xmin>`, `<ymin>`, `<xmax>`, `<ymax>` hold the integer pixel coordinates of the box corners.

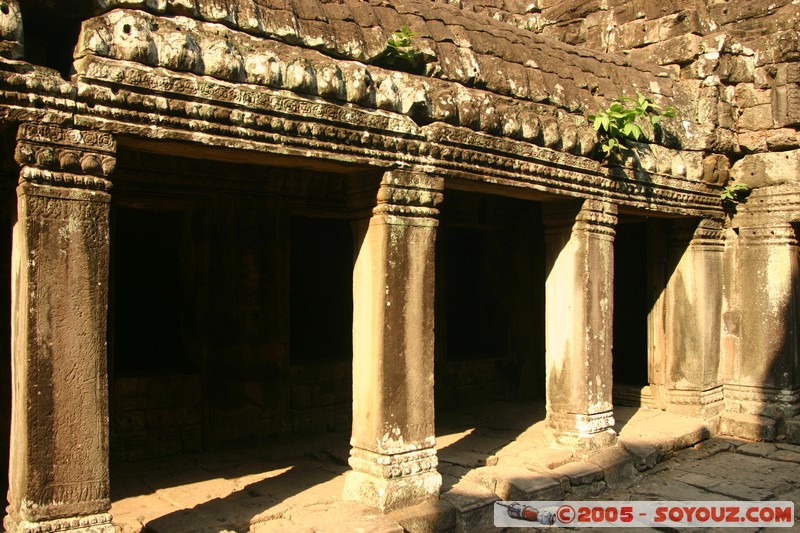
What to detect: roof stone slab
<box><xmin>93</xmin><ymin>0</ymin><xmax>681</xmax><ymax>112</ymax></box>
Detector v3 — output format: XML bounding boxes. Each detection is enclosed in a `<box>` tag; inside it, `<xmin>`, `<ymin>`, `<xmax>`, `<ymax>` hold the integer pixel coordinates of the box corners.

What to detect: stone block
<box><xmin>550</xmin><ymin>461</ymin><xmax>604</xmax><ymax>487</ymax></box>
<box><xmin>440</xmin><ymin>481</ymin><xmax>498</xmax><ymax>533</ymax></box>
<box><xmin>549</xmin><ymin>460</ymin><xmax>605</xmax><ymax>497</ymax></box>
<box><xmin>718</xmin><ymin>54</ymin><xmax>755</xmax><ymax>83</ymax></box>
<box><xmin>785</xmin><ymin>417</ymin><xmax>800</xmax><ymax>444</ymax></box>
<box><xmin>738</xmin><ymin>103</ymin><xmax>774</xmax><ymax>131</ymax></box>
<box><xmin>730</xmin><ymin>149</ymin><xmax>800</xmax><ymax>187</ymax></box>
<box><xmin>628</xmin><ymin>34</ymin><xmax>702</xmax><ymax>66</ymax></box>
<box><xmin>466</xmin><ymin>466</ymin><xmax>563</xmax><ymax>501</ymax></box>
<box><xmin>388</xmin><ymin>499</ymin><xmax>456</xmax><ymax>533</ymax></box>
<box><xmin>766</xmin><ymin>128</ymin><xmax>800</xmax><ymax>150</ymax></box>
<box><xmin>735</xmin><ymin>83</ymin><xmax>772</xmax><ymax>108</ymax></box>
<box><xmin>737</xmin><ymin>442</ymin><xmax>779</xmax><ymax>458</ymax></box>
<box><xmin>587</xmin><ymin>447</ymin><xmax>639</xmax><ymax>489</ymax></box>
<box><xmin>620</xmin><ymin>438</ymin><xmax>659</xmax><ymax>471</ymax></box>
<box><xmin>718</xmin><ymin>413</ymin><xmax>778</xmax><ymax>441</ymax></box>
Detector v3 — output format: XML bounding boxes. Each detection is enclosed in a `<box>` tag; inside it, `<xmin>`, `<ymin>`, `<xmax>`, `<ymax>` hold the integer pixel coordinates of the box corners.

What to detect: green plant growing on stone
<box><xmin>588</xmin><ymin>92</ymin><xmax>677</xmax><ymax>161</ymax></box>
<box><xmin>383</xmin><ymin>25</ymin><xmax>419</xmax><ymax>68</ymax></box>
<box><xmin>720</xmin><ymin>183</ymin><xmax>750</xmax><ymax>213</ymax></box>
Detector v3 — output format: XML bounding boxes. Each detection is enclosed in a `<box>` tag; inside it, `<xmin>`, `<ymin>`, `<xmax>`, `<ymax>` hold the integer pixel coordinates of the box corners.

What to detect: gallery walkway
<box><xmin>110</xmin><ymin>400</ymin><xmax>745</xmax><ymax>532</ymax></box>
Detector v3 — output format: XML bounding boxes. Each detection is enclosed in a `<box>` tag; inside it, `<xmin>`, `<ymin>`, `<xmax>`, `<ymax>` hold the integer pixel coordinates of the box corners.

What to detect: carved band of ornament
<box><xmin>574</xmin><ymin>202</ymin><xmax>618</xmax><ymax>237</ymax></box>
<box><xmin>72</xmin><ymin>57</ymin><xmax>723</xmax><ymax>215</ymax></box>
<box><xmin>15</xmin><ymin>142</ymin><xmax>116</xmax><ymax>180</ymax></box>
<box><xmin>548</xmin><ymin>410</ymin><xmax>615</xmax><ymax>434</ymax></box>
<box><xmin>689</xmin><ymin>219</ymin><xmax>726</xmax><ymax>248</ymax></box>
<box><xmin>17</xmin><ymin>123</ymin><xmax>116</xmax><ymax>154</ymax></box>
<box><xmin>724</xmin><ymin>384</ymin><xmax>800</xmax><ymax>404</ymax></box>
<box><xmin>667</xmin><ymin>386</ymin><xmax>724</xmax><ymax>405</ymax></box>
<box><xmin>738</xmin><ymin>224</ymin><xmax>798</xmax><ymax>246</ymax></box>
<box><xmin>349</xmin><ymin>447</ymin><xmax>438</xmax><ymax>479</ymax></box>
<box><xmin>24</xmin><ymin>192</ymin><xmax>110</xmax><ymax>223</ymax></box>
<box><xmin>374</xmin><ymin>172</ymin><xmax>444</xmax><ymax>218</ymax></box>
<box><xmin>19</xmin><ymin>166</ymin><xmax>112</xmax><ymax>191</ymax></box>
<box><xmin>423</xmin><ymin>123</ymin><xmax>601</xmax><ymax>174</ymax></box>
<box><xmin>11</xmin><ymin>513</ymin><xmax>113</xmax><ymax>533</ymax></box>
<box><xmin>76</xmin><ymin>56</ymin><xmax>416</xmax><ymax>137</ymax></box>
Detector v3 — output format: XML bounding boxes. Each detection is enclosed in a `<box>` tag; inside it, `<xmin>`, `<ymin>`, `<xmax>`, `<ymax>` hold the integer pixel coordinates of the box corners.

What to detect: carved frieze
<box><xmin>73</xmin><ymin>53</ymin><xmax>721</xmax><ymax>215</ymax></box>
<box><xmin>4</xmin><ymin>513</ymin><xmax>114</xmax><ymax>533</ymax></box>
<box><xmin>15</xmin><ymin>123</ymin><xmax>116</xmax><ymax>190</ymax></box>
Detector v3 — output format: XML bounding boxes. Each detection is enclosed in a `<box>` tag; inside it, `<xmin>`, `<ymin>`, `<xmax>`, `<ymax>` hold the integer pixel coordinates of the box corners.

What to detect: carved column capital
<box><xmin>373</xmin><ymin>170</ymin><xmax>443</xmax><ymax>219</ymax></box>
<box><xmin>14</xmin><ymin>124</ymin><xmax>116</xmax><ymax>190</ymax></box>
<box><xmin>574</xmin><ymin>199</ymin><xmax>618</xmax><ymax>238</ymax></box>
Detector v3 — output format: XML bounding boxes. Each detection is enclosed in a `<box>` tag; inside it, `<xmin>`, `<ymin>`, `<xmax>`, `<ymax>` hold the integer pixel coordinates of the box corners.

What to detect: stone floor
<box><xmin>110</xmin><ymin>401</ymin><xmax>796</xmax><ymax>532</ymax></box>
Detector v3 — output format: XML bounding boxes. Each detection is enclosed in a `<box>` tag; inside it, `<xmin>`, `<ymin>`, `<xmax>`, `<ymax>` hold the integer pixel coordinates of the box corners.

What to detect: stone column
<box><xmin>343</xmin><ymin>170</ymin><xmax>443</xmax><ymax>512</ymax></box>
<box><xmin>663</xmin><ymin>219</ymin><xmax>725</xmax><ymax>419</ymax></box>
<box><xmin>725</xmin><ymin>221</ymin><xmax>800</xmax><ymax>429</ymax></box>
<box><xmin>5</xmin><ymin>124</ymin><xmax>115</xmax><ymax>533</ymax></box>
<box><xmin>543</xmin><ymin>199</ymin><xmax>617</xmax><ymax>450</ymax></box>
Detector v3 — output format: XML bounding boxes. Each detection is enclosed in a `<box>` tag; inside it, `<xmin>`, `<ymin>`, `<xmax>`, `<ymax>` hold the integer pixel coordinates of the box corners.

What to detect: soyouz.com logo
<box><xmin>494</xmin><ymin>501</ymin><xmax>795</xmax><ymax>528</ymax></box>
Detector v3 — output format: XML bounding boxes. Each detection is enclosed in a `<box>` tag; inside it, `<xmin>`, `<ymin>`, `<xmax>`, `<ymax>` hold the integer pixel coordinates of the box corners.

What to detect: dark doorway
<box><xmin>613</xmin><ymin>221</ymin><xmax>650</xmax><ymax>403</ymax></box>
<box><xmin>436</xmin><ymin>190</ymin><xmax>546</xmax><ymax>407</ymax></box>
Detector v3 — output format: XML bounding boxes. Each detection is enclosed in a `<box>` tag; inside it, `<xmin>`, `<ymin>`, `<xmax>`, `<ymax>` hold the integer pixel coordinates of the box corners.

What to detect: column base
<box><xmin>4</xmin><ymin>513</ymin><xmax>115</xmax><ymax>533</ymax></box>
<box><xmin>724</xmin><ymin>384</ymin><xmax>800</xmax><ymax>420</ymax></box>
<box><xmin>343</xmin><ymin>470</ymin><xmax>442</xmax><ymax>513</ymax></box>
<box><xmin>546</xmin><ymin>411</ymin><xmax>617</xmax><ymax>451</ymax></box>
<box><xmin>545</xmin><ymin>427</ymin><xmax>618</xmax><ymax>451</ymax></box>
<box><xmin>666</xmin><ymin>386</ymin><xmax>725</xmax><ymax>420</ymax></box>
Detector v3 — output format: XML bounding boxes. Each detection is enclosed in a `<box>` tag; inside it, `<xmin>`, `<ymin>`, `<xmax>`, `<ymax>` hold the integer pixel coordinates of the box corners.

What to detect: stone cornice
<box><xmin>70</xmin><ymin>54</ymin><xmax>721</xmax><ymax>216</ymax></box>
<box><xmin>0</xmin><ymin>51</ymin><xmax>724</xmax><ymax>217</ymax></box>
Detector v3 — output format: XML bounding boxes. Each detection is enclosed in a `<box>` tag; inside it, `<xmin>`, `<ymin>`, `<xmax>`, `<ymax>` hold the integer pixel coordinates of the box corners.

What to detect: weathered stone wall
<box><xmin>506</xmin><ymin>0</ymin><xmax>800</xmax><ymax>156</ymax></box>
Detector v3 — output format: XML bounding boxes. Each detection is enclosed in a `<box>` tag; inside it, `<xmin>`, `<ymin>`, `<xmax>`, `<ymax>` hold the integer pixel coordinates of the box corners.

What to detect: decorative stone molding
<box><xmin>373</xmin><ymin>170</ymin><xmax>443</xmax><ymax>219</ymax></box>
<box><xmin>687</xmin><ymin>218</ymin><xmax>726</xmax><ymax>251</ymax></box>
<box><xmin>5</xmin><ymin>513</ymin><xmax>114</xmax><ymax>533</ymax></box>
<box><xmin>349</xmin><ymin>448</ymin><xmax>438</xmax><ymax>480</ymax></box>
<box><xmin>667</xmin><ymin>386</ymin><xmax>725</xmax><ymax>406</ymax></box>
<box><xmin>574</xmin><ymin>199</ymin><xmax>618</xmax><ymax>238</ymax></box>
<box><xmin>738</xmin><ymin>222</ymin><xmax>798</xmax><ymax>247</ymax></box>
<box><xmin>15</xmin><ymin>123</ymin><xmax>116</xmax><ymax>190</ymax></box>
<box><xmin>72</xmin><ymin>50</ymin><xmax>720</xmax><ymax>216</ymax></box>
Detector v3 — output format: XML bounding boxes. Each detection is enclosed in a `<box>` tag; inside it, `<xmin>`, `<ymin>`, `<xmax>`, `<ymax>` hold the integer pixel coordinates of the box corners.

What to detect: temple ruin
<box><xmin>0</xmin><ymin>0</ymin><xmax>798</xmax><ymax>531</ymax></box>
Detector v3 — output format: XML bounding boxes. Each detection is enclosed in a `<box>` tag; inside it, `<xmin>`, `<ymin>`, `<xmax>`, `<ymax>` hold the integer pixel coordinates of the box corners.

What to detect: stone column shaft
<box><xmin>5</xmin><ymin>124</ymin><xmax>115</xmax><ymax>533</ymax></box>
<box><xmin>343</xmin><ymin>170</ymin><xmax>443</xmax><ymax>512</ymax></box>
<box><xmin>727</xmin><ymin>222</ymin><xmax>800</xmax><ymax>420</ymax></box>
<box><xmin>544</xmin><ymin>199</ymin><xmax>617</xmax><ymax>450</ymax></box>
<box><xmin>664</xmin><ymin>219</ymin><xmax>725</xmax><ymax>418</ymax></box>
